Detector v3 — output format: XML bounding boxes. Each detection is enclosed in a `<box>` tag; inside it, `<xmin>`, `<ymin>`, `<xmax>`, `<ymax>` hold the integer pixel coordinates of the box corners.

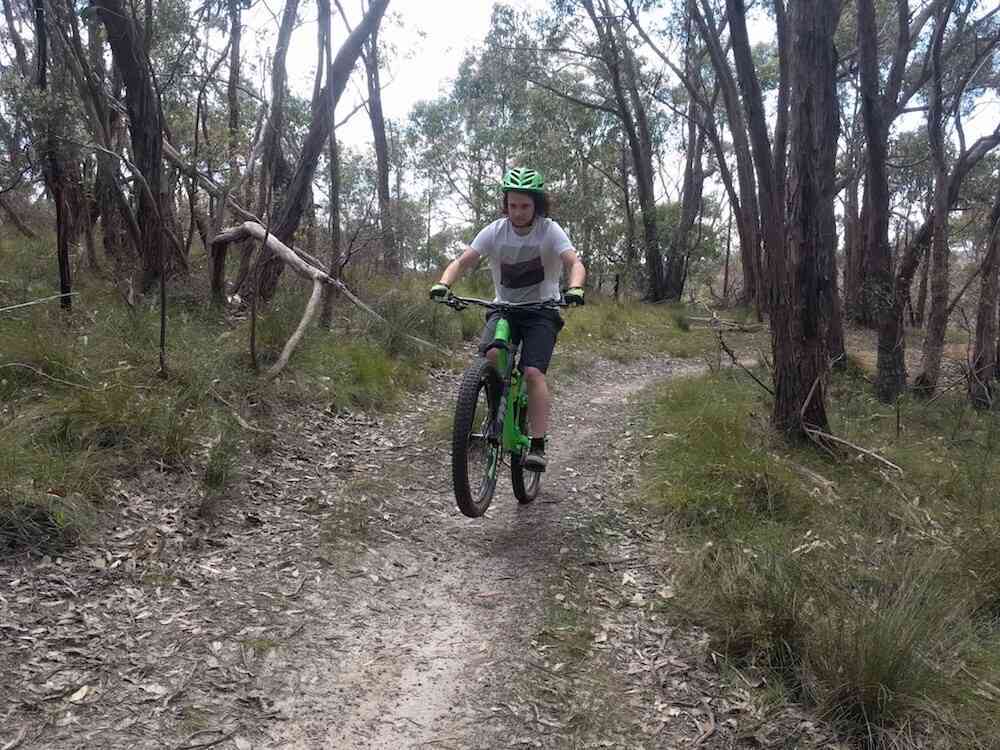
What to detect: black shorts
<box><xmin>478</xmin><ymin>308</ymin><xmax>565</xmax><ymax>374</ymax></box>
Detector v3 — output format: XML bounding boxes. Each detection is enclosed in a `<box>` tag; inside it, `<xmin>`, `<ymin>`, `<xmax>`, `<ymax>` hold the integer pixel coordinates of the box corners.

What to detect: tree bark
<box><xmin>320</xmin><ymin>127</ymin><xmax>342</xmax><ymax>328</ymax></box>
<box><xmin>96</xmin><ymin>0</ymin><xmax>167</xmax><ymax>294</ymax></box>
<box><xmin>914</xmin><ymin>4</ymin><xmax>957</xmax><ymax>396</ymax></box>
<box><xmin>33</xmin><ymin>0</ymin><xmax>72</xmax><ymax>310</ymax></box>
<box><xmin>969</xmin><ymin>190</ymin><xmax>1000</xmax><ymax>408</ymax></box>
<box><xmin>665</xmin><ymin>98</ymin><xmax>705</xmax><ymax>300</ymax></box>
<box><xmin>255</xmin><ymin>0</ymin><xmax>298</xmax><ymax>219</ymax></box>
<box><xmin>254</xmin><ymin>0</ymin><xmax>389</xmax><ymax>301</ymax></box>
<box><xmin>859</xmin><ymin>0</ymin><xmax>907</xmax><ymax>401</ymax></box>
<box><xmin>690</xmin><ymin>0</ymin><xmax>762</xmax><ymax>313</ymax></box>
<box><xmin>915</xmin><ymin>240</ymin><xmax>930</xmax><ymax>326</ymax></box>
<box><xmin>363</xmin><ymin>27</ymin><xmax>398</xmax><ymax>275</ymax></box>
<box><xmin>725</xmin><ymin>0</ymin><xmax>785</xmax><ymax>300</ymax></box>
<box><xmin>663</xmin><ymin>20</ymin><xmax>705</xmax><ymax>301</ymax></box>
<box><xmin>582</xmin><ymin>0</ymin><xmax>664</xmax><ymax>301</ymax></box>
<box><xmin>773</xmin><ymin>0</ymin><xmax>841</xmax><ymax>435</ymax></box>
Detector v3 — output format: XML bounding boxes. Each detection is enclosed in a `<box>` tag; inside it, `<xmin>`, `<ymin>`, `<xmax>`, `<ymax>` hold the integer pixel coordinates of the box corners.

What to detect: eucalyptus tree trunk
<box><xmin>914</xmin><ymin>4</ymin><xmax>956</xmax><ymax>397</ymax></box>
<box><xmin>80</xmin><ymin>8</ymin><xmax>132</xmax><ymax>269</ymax></box>
<box><xmin>363</xmin><ymin>29</ymin><xmax>399</xmax><ymax>275</ymax></box>
<box><xmin>969</xmin><ymin>191</ymin><xmax>1000</xmax><ymax>409</ymax></box>
<box><xmin>228</xmin><ymin>0</ymin><xmax>299</xmax><ymax>299</ymax></box>
<box><xmin>770</xmin><ymin>0</ymin><xmax>841</xmax><ymax>436</ymax></box>
<box><xmin>915</xmin><ymin>243</ymin><xmax>930</xmax><ymax>326</ymax></box>
<box><xmin>96</xmin><ymin>0</ymin><xmax>168</xmax><ymax>294</ymax></box>
<box><xmin>843</xmin><ymin>161</ymin><xmax>864</xmax><ymax>323</ymax></box>
<box><xmin>725</xmin><ymin>0</ymin><xmax>787</xmax><ymax>314</ymax></box>
<box><xmin>665</xmin><ymin>98</ymin><xmax>705</xmax><ymax>301</ymax></box>
<box><xmin>582</xmin><ymin>0</ymin><xmax>664</xmax><ymax>301</ymax></box>
<box><xmin>318</xmin><ymin>1</ymin><xmax>340</xmax><ymax>329</ymax></box>
<box><xmin>227</xmin><ymin>0</ymin><xmax>242</xmax><ymax>180</ymax></box>
<box><xmin>690</xmin><ymin>0</ymin><xmax>762</xmax><ymax>312</ymax></box>
<box><xmin>33</xmin><ymin>0</ymin><xmax>73</xmax><ymax>309</ymax></box>
<box><xmin>858</xmin><ymin>0</ymin><xmax>907</xmax><ymax>401</ymax></box>
<box><xmin>255</xmin><ymin>0</ymin><xmax>297</xmax><ymax>219</ymax></box>
<box><xmin>252</xmin><ymin>0</ymin><xmax>389</xmax><ymax>301</ymax></box>
<box><xmin>620</xmin><ymin>140</ymin><xmax>637</xmax><ymax>275</ymax></box>
<box><xmin>209</xmin><ymin>0</ymin><xmax>246</xmax><ymax>303</ymax></box>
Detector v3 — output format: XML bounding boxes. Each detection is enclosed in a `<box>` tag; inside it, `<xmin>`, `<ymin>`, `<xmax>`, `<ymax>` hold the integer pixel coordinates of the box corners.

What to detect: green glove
<box><xmin>565</xmin><ymin>287</ymin><xmax>585</xmax><ymax>306</ymax></box>
<box><xmin>430</xmin><ymin>282</ymin><xmax>450</xmax><ymax>301</ymax></box>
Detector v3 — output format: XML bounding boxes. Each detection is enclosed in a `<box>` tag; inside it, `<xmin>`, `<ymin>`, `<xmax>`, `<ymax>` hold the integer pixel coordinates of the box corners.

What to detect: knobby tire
<box><xmin>510</xmin><ymin>397</ymin><xmax>541</xmax><ymax>503</ymax></box>
<box><xmin>452</xmin><ymin>358</ymin><xmax>501</xmax><ymax>517</ymax></box>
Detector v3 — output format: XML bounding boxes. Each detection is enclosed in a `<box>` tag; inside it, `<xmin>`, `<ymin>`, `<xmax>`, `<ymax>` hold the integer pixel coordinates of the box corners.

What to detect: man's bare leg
<box><xmin>524</xmin><ymin>366</ymin><xmax>549</xmax><ymax>437</ymax></box>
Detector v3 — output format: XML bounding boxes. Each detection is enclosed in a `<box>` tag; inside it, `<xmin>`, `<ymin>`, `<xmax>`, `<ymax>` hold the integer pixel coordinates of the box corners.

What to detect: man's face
<box><xmin>506</xmin><ymin>191</ymin><xmax>536</xmax><ymax>230</ymax></box>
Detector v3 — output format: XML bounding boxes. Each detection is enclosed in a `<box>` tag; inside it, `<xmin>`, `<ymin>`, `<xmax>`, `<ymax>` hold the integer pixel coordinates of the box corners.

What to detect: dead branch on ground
<box><xmin>689</xmin><ymin>315</ymin><xmax>762</xmax><ymax>332</ymax></box>
<box><xmin>212</xmin><ymin>222</ymin><xmax>446</xmax><ymax>380</ymax></box>
<box><xmin>716</xmin><ymin>331</ymin><xmax>774</xmax><ymax>396</ymax></box>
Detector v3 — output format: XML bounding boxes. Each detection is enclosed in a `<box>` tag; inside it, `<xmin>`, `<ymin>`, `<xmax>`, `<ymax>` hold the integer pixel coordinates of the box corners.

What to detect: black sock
<box><xmin>530</xmin><ymin>436</ymin><xmax>546</xmax><ymax>452</ymax></box>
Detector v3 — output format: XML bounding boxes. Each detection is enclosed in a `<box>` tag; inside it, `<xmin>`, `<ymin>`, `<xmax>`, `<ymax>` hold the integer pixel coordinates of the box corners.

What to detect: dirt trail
<box><xmin>2</xmin><ymin>355</ymin><xmax>837</xmax><ymax>749</ymax></box>
<box><xmin>261</xmin><ymin>358</ymin><xmax>700</xmax><ymax>749</ymax></box>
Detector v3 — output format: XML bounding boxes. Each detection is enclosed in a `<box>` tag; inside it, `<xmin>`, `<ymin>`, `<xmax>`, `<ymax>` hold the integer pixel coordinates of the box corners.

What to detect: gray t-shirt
<box><xmin>470</xmin><ymin>217</ymin><xmax>574</xmax><ymax>303</ymax></box>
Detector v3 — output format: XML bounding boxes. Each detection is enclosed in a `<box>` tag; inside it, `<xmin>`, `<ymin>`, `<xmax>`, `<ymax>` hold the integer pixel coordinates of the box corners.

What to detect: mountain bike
<box><xmin>436</xmin><ymin>294</ymin><xmax>567</xmax><ymax>518</ymax></box>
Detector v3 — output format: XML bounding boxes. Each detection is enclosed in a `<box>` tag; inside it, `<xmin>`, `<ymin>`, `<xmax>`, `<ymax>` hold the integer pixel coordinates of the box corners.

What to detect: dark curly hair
<box><xmin>502</xmin><ymin>189</ymin><xmax>550</xmax><ymax>218</ymax></box>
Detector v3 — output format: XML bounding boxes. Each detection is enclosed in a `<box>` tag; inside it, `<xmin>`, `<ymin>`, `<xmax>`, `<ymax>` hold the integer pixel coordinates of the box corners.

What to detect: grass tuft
<box><xmin>641</xmin><ymin>374</ymin><xmax>800</xmax><ymax>531</ymax></box>
<box><xmin>641</xmin><ymin>367</ymin><xmax>1000</xmax><ymax>747</ymax></box>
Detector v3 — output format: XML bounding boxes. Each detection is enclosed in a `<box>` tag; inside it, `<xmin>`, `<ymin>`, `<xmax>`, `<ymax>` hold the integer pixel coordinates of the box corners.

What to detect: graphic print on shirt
<box><xmin>501</xmin><ymin>255</ymin><xmax>545</xmax><ymax>289</ymax></box>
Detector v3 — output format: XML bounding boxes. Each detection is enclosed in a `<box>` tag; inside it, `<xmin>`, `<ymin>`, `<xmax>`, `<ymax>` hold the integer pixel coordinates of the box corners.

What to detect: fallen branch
<box><xmin>716</xmin><ymin>331</ymin><xmax>774</xmax><ymax>395</ymax></box>
<box><xmin>689</xmin><ymin>315</ymin><xmax>762</xmax><ymax>332</ymax></box>
<box><xmin>174</xmin><ymin>728</ymin><xmax>238</xmax><ymax>750</ymax></box>
<box><xmin>265</xmin><ymin>278</ymin><xmax>323</xmax><ymax>380</ymax></box>
<box><xmin>0</xmin><ymin>363</ymin><xmax>97</xmax><ymax>391</ymax></box>
<box><xmin>208</xmin><ymin>390</ymin><xmax>276</xmax><ymax>434</ymax></box>
<box><xmin>212</xmin><ymin>222</ymin><xmax>447</xmax><ymax>379</ymax></box>
<box><xmin>692</xmin><ymin>699</ymin><xmax>717</xmax><ymax>746</ymax></box>
<box><xmin>0</xmin><ymin>293</ymin><xmax>80</xmax><ymax>315</ymax></box>
<box><xmin>802</xmin><ymin>426</ymin><xmax>904</xmax><ymax>476</ymax></box>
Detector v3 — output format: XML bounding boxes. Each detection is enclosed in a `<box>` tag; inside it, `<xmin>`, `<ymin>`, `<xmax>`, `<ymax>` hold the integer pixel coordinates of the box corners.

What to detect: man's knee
<box><xmin>523</xmin><ymin>366</ymin><xmax>545</xmax><ymax>383</ymax></box>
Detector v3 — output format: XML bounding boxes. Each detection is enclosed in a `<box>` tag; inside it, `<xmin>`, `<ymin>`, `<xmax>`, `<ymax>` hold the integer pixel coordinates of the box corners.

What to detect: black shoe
<box><xmin>523</xmin><ymin>437</ymin><xmax>547</xmax><ymax>472</ymax></box>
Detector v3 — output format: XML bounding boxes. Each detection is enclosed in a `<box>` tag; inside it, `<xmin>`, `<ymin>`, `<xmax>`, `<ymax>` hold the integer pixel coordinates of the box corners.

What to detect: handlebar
<box><xmin>436</xmin><ymin>294</ymin><xmax>568</xmax><ymax>312</ymax></box>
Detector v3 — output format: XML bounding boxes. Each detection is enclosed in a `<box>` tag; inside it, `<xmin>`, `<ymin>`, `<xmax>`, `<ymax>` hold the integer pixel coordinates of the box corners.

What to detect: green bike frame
<box><xmin>491</xmin><ymin>317</ymin><xmax>531</xmax><ymax>458</ymax></box>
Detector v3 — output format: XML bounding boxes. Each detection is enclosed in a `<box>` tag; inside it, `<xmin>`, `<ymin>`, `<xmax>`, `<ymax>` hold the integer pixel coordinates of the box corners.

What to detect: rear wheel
<box><xmin>511</xmin><ymin>399</ymin><xmax>541</xmax><ymax>504</ymax></box>
<box><xmin>452</xmin><ymin>358</ymin><xmax>501</xmax><ymax>517</ymax></box>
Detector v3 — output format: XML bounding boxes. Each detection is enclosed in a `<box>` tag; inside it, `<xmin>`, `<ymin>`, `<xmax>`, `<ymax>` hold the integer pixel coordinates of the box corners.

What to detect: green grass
<box><xmin>638</xmin><ymin>366</ymin><xmax>1000</xmax><ymax>748</ymax></box>
<box><xmin>639</xmin><ymin>373</ymin><xmax>802</xmax><ymax>532</ymax></box>
<box><xmin>558</xmin><ymin>298</ymin><xmax>719</xmax><ymax>362</ymax></box>
<box><xmin>0</xmin><ymin>241</ymin><xmax>453</xmax><ymax>555</ymax></box>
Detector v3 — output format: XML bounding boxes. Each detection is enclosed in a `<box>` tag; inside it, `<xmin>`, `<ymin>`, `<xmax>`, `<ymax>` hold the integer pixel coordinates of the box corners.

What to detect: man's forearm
<box><xmin>439</xmin><ymin>258</ymin><xmax>465</xmax><ymax>286</ymax></box>
<box><xmin>439</xmin><ymin>246</ymin><xmax>479</xmax><ymax>286</ymax></box>
<box><xmin>568</xmin><ymin>261</ymin><xmax>586</xmax><ymax>289</ymax></box>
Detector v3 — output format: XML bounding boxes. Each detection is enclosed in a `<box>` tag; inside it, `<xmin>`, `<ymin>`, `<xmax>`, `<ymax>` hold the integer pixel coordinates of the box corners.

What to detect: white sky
<box><xmin>252</xmin><ymin>0</ymin><xmax>551</xmax><ymax>148</ymax></box>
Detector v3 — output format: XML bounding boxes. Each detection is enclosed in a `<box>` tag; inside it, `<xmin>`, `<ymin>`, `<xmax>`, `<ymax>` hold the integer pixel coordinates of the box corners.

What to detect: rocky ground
<box><xmin>1</xmin><ymin>351</ymin><xmax>846</xmax><ymax>749</ymax></box>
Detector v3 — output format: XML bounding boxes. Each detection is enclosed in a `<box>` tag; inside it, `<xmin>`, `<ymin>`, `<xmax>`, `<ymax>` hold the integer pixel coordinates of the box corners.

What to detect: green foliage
<box><xmin>0</xmin><ymin>440</ymin><xmax>95</xmax><ymax>554</ymax></box>
<box><xmin>681</xmin><ymin>544</ymin><xmax>810</xmax><ymax>676</ymax></box>
<box><xmin>0</xmin><ymin>234</ymin><xmax>451</xmax><ymax>555</ymax></box>
<box><xmin>641</xmin><ymin>366</ymin><xmax>1000</xmax><ymax>747</ymax></box>
<box><xmin>807</xmin><ymin>556</ymin><xmax>984</xmax><ymax>740</ymax></box>
<box><xmin>558</xmin><ymin>297</ymin><xmax>717</xmax><ymax>363</ymax></box>
<box><xmin>203</xmin><ymin>424</ymin><xmax>240</xmax><ymax>495</ymax></box>
<box><xmin>640</xmin><ymin>374</ymin><xmax>799</xmax><ymax>531</ymax></box>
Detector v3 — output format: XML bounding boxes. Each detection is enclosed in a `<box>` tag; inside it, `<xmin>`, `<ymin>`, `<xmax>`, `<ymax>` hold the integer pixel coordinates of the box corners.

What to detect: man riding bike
<box><xmin>430</xmin><ymin>167</ymin><xmax>587</xmax><ymax>472</ymax></box>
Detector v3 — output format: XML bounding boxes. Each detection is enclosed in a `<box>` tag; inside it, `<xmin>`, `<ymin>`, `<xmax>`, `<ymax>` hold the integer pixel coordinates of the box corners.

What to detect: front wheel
<box><xmin>511</xmin><ymin>400</ymin><xmax>541</xmax><ymax>504</ymax></box>
<box><xmin>452</xmin><ymin>358</ymin><xmax>501</xmax><ymax>517</ymax></box>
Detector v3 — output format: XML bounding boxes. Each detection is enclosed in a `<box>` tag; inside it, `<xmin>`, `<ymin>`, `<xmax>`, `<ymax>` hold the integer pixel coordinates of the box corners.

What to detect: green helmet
<box><xmin>501</xmin><ymin>167</ymin><xmax>545</xmax><ymax>193</ymax></box>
